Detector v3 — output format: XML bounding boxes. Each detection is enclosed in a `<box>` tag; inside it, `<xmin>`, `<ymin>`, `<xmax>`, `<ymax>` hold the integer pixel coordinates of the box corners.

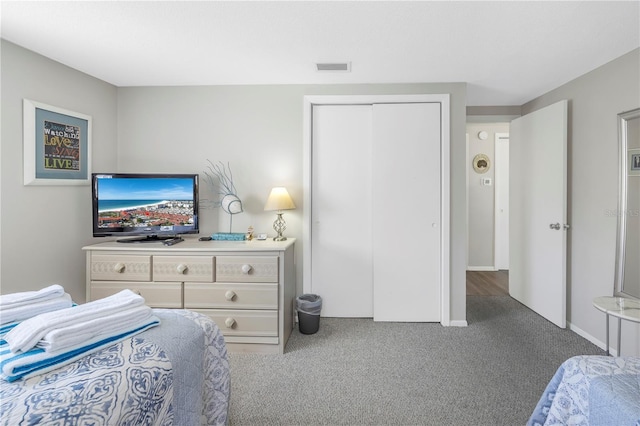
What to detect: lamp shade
<box><xmin>264</xmin><ymin>187</ymin><xmax>296</xmax><ymax>211</ymax></box>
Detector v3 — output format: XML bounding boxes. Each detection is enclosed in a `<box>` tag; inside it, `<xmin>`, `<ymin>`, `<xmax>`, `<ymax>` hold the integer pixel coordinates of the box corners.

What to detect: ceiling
<box><xmin>1</xmin><ymin>1</ymin><xmax>638</xmax><ymax>106</ymax></box>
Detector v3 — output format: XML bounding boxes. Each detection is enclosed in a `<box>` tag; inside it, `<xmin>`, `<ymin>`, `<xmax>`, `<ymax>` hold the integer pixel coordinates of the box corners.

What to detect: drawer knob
<box><xmin>241</xmin><ymin>264</ymin><xmax>253</xmax><ymax>274</ymax></box>
<box><xmin>224</xmin><ymin>317</ymin><xmax>236</xmax><ymax>329</ymax></box>
<box><xmin>176</xmin><ymin>264</ymin><xmax>188</xmax><ymax>274</ymax></box>
<box><xmin>114</xmin><ymin>262</ymin><xmax>126</xmax><ymax>273</ymax></box>
<box><xmin>225</xmin><ymin>290</ymin><xmax>237</xmax><ymax>301</ymax></box>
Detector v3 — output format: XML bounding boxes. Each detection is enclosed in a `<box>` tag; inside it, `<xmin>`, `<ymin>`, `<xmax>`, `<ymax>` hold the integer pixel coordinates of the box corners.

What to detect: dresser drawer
<box><xmin>90</xmin><ymin>254</ymin><xmax>151</xmax><ymax>281</ymax></box>
<box><xmin>90</xmin><ymin>281</ymin><xmax>182</xmax><ymax>308</ymax></box>
<box><xmin>153</xmin><ymin>255</ymin><xmax>214</xmax><ymax>282</ymax></box>
<box><xmin>194</xmin><ymin>309</ymin><xmax>278</xmax><ymax>337</ymax></box>
<box><xmin>215</xmin><ymin>256</ymin><xmax>278</xmax><ymax>283</ymax></box>
<box><xmin>184</xmin><ymin>283</ymin><xmax>277</xmax><ymax>310</ymax></box>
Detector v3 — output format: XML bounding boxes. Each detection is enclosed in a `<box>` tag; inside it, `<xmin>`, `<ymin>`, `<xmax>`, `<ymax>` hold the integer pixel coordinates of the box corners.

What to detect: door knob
<box><xmin>549</xmin><ymin>223</ymin><xmax>561</xmax><ymax>230</ymax></box>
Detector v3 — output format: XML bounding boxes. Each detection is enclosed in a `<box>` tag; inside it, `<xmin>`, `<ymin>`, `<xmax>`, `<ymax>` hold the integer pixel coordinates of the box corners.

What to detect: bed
<box><xmin>0</xmin><ymin>309</ymin><xmax>230</xmax><ymax>426</ymax></box>
<box><xmin>528</xmin><ymin>355</ymin><xmax>640</xmax><ymax>426</ymax></box>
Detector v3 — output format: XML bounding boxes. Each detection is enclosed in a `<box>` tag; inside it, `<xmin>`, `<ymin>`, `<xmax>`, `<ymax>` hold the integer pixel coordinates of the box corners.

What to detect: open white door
<box><xmin>509</xmin><ymin>100</ymin><xmax>568</xmax><ymax>328</ymax></box>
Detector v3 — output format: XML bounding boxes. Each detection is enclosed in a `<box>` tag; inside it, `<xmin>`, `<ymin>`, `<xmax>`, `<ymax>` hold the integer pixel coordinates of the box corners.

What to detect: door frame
<box><xmin>302</xmin><ymin>94</ymin><xmax>452</xmax><ymax>325</ymax></box>
<box><xmin>494</xmin><ymin>132</ymin><xmax>509</xmax><ymax>270</ymax></box>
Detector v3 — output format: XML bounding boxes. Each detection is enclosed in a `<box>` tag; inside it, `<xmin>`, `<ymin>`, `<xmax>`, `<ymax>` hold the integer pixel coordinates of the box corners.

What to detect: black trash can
<box><xmin>296</xmin><ymin>294</ymin><xmax>322</xmax><ymax>334</ymax></box>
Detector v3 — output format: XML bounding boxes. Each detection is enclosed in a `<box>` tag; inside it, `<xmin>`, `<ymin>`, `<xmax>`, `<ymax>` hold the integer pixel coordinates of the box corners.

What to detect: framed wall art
<box><xmin>629</xmin><ymin>149</ymin><xmax>640</xmax><ymax>177</ymax></box>
<box><xmin>23</xmin><ymin>99</ymin><xmax>92</xmax><ymax>186</ymax></box>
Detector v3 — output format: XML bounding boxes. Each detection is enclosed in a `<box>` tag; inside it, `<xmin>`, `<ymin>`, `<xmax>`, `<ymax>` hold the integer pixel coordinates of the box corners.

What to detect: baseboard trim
<box><xmin>449</xmin><ymin>320</ymin><xmax>468</xmax><ymax>327</ymax></box>
<box><xmin>467</xmin><ymin>266</ymin><xmax>497</xmax><ymax>271</ymax></box>
<box><xmin>568</xmin><ymin>321</ymin><xmax>617</xmax><ymax>356</ymax></box>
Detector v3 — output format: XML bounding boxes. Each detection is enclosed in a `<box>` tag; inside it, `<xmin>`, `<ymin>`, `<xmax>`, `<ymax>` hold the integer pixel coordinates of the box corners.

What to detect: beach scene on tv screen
<box><xmin>97</xmin><ymin>177</ymin><xmax>195</xmax><ymax>230</ymax></box>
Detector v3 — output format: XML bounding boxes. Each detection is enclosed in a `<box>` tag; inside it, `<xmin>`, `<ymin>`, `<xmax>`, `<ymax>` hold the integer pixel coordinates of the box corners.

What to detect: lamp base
<box><xmin>272</xmin><ymin>212</ymin><xmax>288</xmax><ymax>242</ymax></box>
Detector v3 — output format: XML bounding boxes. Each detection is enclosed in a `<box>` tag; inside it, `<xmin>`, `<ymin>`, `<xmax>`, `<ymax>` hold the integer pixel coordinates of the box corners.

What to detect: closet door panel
<box><xmin>372</xmin><ymin>103</ymin><xmax>441</xmax><ymax>321</ymax></box>
<box><xmin>311</xmin><ymin>105</ymin><xmax>373</xmax><ymax>317</ymax></box>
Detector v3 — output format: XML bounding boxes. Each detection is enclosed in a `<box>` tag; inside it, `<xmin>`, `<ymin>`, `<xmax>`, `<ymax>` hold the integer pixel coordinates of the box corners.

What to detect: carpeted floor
<box><xmin>228</xmin><ymin>296</ymin><xmax>605</xmax><ymax>426</ymax></box>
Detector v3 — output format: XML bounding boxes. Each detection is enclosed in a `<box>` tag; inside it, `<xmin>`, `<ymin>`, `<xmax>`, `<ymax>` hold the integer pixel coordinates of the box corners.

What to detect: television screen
<box><xmin>92</xmin><ymin>173</ymin><xmax>199</xmax><ymax>242</ymax></box>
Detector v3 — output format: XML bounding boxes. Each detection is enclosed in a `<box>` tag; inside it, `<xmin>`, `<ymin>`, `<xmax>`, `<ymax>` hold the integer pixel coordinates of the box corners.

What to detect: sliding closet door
<box><xmin>309</xmin><ymin>100</ymin><xmax>443</xmax><ymax>321</ymax></box>
<box><xmin>311</xmin><ymin>105</ymin><xmax>373</xmax><ymax>317</ymax></box>
<box><xmin>372</xmin><ymin>103</ymin><xmax>441</xmax><ymax>322</ymax></box>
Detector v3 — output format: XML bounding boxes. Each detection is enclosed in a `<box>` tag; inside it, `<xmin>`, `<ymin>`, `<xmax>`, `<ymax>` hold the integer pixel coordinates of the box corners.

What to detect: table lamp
<box><xmin>264</xmin><ymin>187</ymin><xmax>296</xmax><ymax>241</ymax></box>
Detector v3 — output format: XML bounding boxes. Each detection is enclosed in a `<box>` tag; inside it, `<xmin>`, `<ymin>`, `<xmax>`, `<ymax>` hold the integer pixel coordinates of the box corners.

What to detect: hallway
<box><xmin>466</xmin><ymin>270</ymin><xmax>509</xmax><ymax>296</ymax></box>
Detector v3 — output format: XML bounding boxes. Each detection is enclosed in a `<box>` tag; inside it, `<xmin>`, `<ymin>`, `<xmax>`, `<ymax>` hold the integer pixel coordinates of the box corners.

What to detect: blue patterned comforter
<box><xmin>528</xmin><ymin>355</ymin><xmax>640</xmax><ymax>426</ymax></box>
<box><xmin>0</xmin><ymin>309</ymin><xmax>230</xmax><ymax>426</ymax></box>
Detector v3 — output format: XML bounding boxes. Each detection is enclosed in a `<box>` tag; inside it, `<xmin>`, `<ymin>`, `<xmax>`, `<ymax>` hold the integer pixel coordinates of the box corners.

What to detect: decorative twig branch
<box><xmin>203</xmin><ymin>160</ymin><xmax>243</xmax><ymax>232</ymax></box>
<box><xmin>204</xmin><ymin>160</ymin><xmax>238</xmax><ymax>200</ymax></box>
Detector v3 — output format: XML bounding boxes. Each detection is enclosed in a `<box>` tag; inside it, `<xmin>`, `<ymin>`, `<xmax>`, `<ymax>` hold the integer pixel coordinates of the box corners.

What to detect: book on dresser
<box><xmin>83</xmin><ymin>238</ymin><xmax>296</xmax><ymax>354</ymax></box>
<box><xmin>211</xmin><ymin>232</ymin><xmax>246</xmax><ymax>241</ymax></box>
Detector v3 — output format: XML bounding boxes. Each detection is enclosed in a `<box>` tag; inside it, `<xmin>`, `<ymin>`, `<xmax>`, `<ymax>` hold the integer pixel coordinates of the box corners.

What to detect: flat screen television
<box><xmin>92</xmin><ymin>173</ymin><xmax>199</xmax><ymax>243</ymax></box>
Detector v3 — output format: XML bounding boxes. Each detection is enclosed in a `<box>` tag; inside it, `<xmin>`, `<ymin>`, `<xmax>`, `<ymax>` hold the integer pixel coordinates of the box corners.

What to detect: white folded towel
<box><xmin>0</xmin><ymin>316</ymin><xmax>160</xmax><ymax>382</ymax></box>
<box><xmin>5</xmin><ymin>289</ymin><xmax>145</xmax><ymax>353</ymax></box>
<box><xmin>0</xmin><ymin>293</ymin><xmax>73</xmax><ymax>325</ymax></box>
<box><xmin>0</xmin><ymin>284</ymin><xmax>65</xmax><ymax>309</ymax></box>
<box><xmin>37</xmin><ymin>304</ymin><xmax>154</xmax><ymax>352</ymax></box>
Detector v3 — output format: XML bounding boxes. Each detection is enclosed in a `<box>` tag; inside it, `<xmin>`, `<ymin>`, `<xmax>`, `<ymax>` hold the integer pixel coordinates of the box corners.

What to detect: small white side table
<box><xmin>592</xmin><ymin>296</ymin><xmax>640</xmax><ymax>356</ymax></box>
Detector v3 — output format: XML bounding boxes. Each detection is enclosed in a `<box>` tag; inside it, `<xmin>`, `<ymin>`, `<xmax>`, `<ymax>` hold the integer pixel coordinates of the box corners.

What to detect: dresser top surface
<box><xmin>83</xmin><ymin>238</ymin><xmax>295</xmax><ymax>253</ymax></box>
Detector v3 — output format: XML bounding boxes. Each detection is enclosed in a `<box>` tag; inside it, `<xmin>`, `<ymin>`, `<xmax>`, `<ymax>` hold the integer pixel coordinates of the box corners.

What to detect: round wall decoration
<box><xmin>472</xmin><ymin>154</ymin><xmax>491</xmax><ymax>174</ymax></box>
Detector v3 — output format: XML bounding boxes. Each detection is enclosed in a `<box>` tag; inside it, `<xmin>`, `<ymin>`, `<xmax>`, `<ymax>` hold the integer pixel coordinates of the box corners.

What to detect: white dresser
<box><xmin>83</xmin><ymin>239</ymin><xmax>296</xmax><ymax>354</ymax></box>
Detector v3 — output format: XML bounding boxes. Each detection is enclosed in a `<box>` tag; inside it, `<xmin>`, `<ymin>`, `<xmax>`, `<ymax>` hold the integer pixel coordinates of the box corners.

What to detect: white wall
<box><xmin>523</xmin><ymin>48</ymin><xmax>640</xmax><ymax>356</ymax></box>
<box><xmin>466</xmin><ymin>123</ymin><xmax>509</xmax><ymax>269</ymax></box>
<box><xmin>117</xmin><ymin>83</ymin><xmax>469</xmax><ymax>323</ymax></box>
<box><xmin>0</xmin><ymin>40</ymin><xmax>118</xmax><ymax>303</ymax></box>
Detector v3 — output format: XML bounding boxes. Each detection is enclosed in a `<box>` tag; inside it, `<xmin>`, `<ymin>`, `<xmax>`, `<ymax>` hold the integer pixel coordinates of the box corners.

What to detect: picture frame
<box><xmin>629</xmin><ymin>149</ymin><xmax>640</xmax><ymax>177</ymax></box>
<box><xmin>23</xmin><ymin>99</ymin><xmax>92</xmax><ymax>185</ymax></box>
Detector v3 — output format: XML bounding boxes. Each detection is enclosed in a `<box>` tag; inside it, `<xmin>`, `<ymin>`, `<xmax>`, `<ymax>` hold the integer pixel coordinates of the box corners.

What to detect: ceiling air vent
<box><xmin>316</xmin><ymin>62</ymin><xmax>351</xmax><ymax>72</ymax></box>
